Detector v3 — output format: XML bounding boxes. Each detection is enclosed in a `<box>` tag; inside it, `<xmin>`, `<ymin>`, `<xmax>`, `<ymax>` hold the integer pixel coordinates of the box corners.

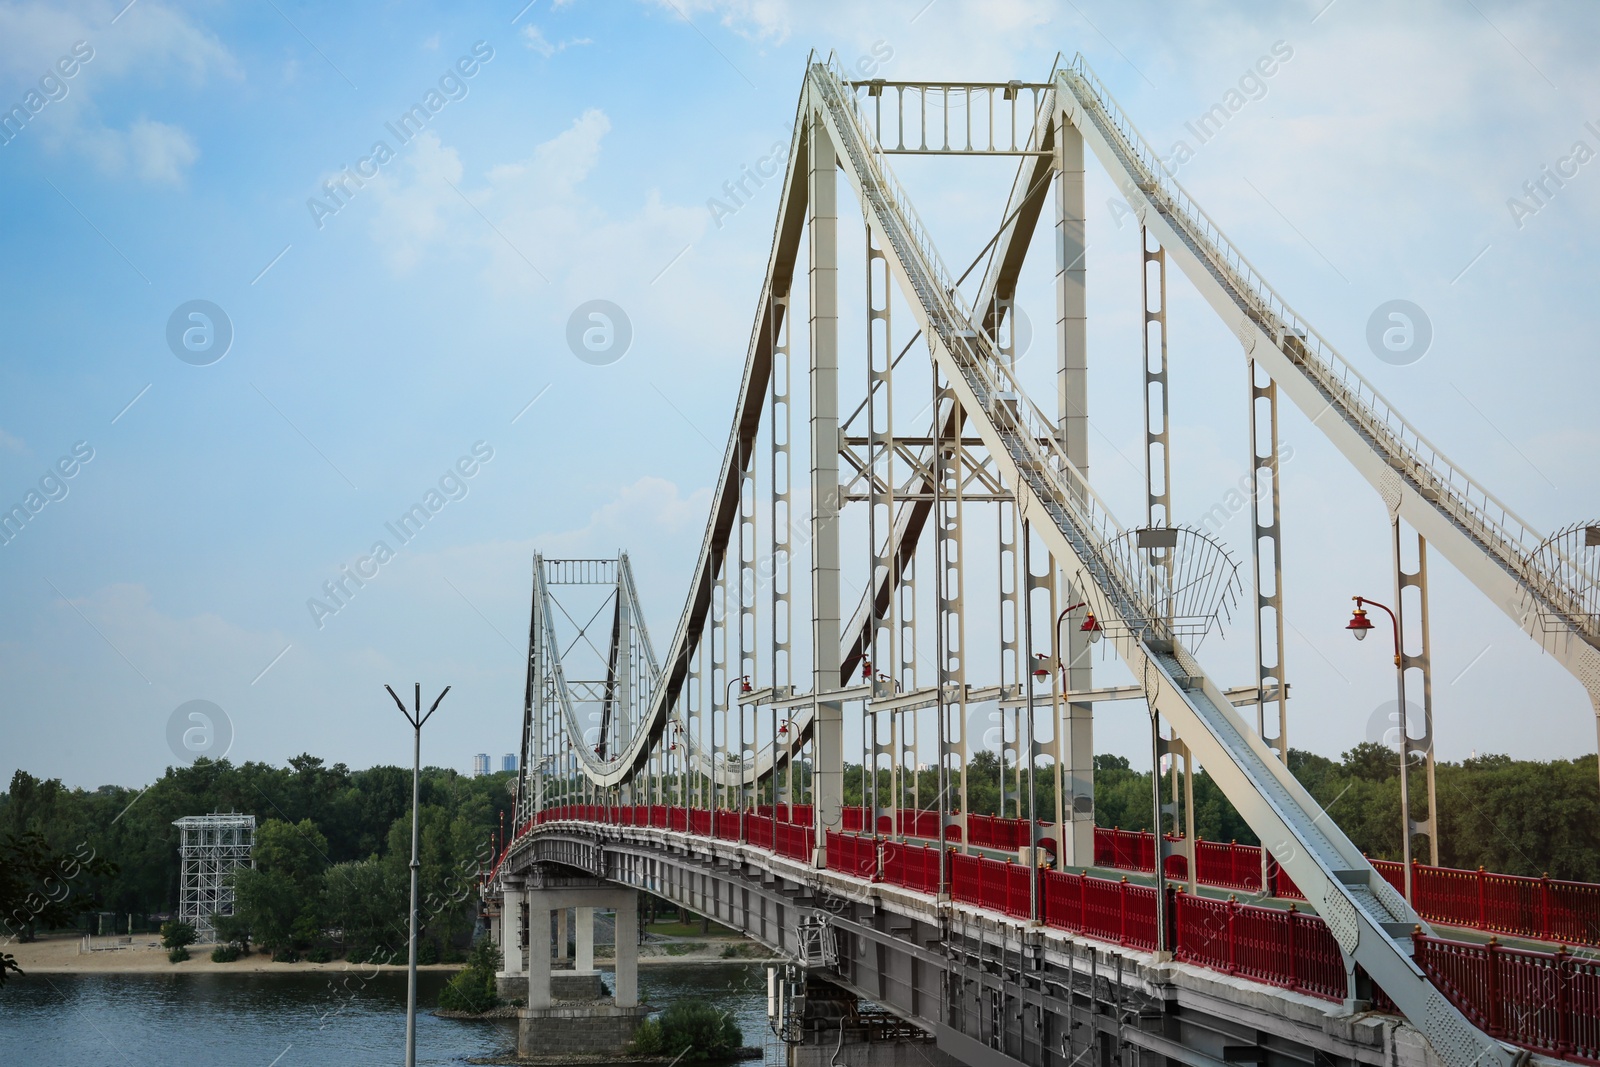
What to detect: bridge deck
<box><xmin>503</xmin><ymin>808</ymin><xmax>1600</xmax><ymax>1067</ymax></box>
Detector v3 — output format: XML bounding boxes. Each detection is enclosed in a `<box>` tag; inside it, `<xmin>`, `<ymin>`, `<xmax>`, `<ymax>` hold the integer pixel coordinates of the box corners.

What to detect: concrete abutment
<box><xmin>495</xmin><ymin>874</ymin><xmax>644</xmax><ymax>1061</ymax></box>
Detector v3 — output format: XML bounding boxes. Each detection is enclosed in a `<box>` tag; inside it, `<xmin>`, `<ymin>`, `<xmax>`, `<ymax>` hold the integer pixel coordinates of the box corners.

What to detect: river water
<box><xmin>0</xmin><ymin>963</ymin><xmax>779</xmax><ymax>1066</ymax></box>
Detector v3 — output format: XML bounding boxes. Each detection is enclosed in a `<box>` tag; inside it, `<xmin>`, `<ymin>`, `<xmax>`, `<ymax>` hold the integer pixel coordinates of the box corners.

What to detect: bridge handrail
<box><xmin>1413</xmin><ymin>933</ymin><xmax>1600</xmax><ymax>1061</ymax></box>
<box><xmin>1091</xmin><ymin>825</ymin><xmax>1600</xmax><ymax>949</ymax></box>
<box><xmin>1058</xmin><ymin>54</ymin><xmax>1597</xmax><ymax>643</ymax></box>
<box><xmin>508</xmin><ymin>811</ymin><xmax>1600</xmax><ymax>1061</ymax></box>
<box><xmin>499</xmin><ymin>805</ymin><xmax>1600</xmax><ymax>952</ymax></box>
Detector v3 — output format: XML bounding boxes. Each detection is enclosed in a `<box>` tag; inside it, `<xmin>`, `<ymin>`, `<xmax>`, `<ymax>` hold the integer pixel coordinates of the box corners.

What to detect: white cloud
<box><xmin>366</xmin><ymin>130</ymin><xmax>467</xmax><ymax>274</ymax></box>
<box><xmin>0</xmin><ymin>0</ymin><xmax>234</xmax><ymax>184</ymax></box>
<box><xmin>642</xmin><ymin>0</ymin><xmax>792</xmax><ymax>44</ymax></box>
<box><xmin>520</xmin><ymin>23</ymin><xmax>592</xmax><ymax>57</ymax></box>
<box><xmin>484</xmin><ymin>107</ymin><xmax>611</xmax><ymax>200</ymax></box>
<box><xmin>360</xmin><ymin>107</ymin><xmax>720</xmax><ymax>340</ymax></box>
<box><xmin>128</xmin><ymin>117</ymin><xmax>197</xmax><ymax>183</ymax></box>
<box><xmin>80</xmin><ymin>116</ymin><xmax>198</xmax><ymax>185</ymax></box>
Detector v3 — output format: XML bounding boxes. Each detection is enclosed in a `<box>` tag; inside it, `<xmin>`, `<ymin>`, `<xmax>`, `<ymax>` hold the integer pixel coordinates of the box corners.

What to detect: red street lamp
<box><xmin>1346</xmin><ymin>597</ymin><xmax>1399</xmax><ymax>666</ymax></box>
<box><xmin>1346</xmin><ymin>594</ymin><xmax>1414</xmax><ymax>902</ymax></box>
<box><xmin>1052</xmin><ymin>602</ymin><xmax>1103</xmax><ymax>687</ymax></box>
<box><xmin>1345</xmin><ymin>606</ymin><xmax>1374</xmax><ymax>641</ymax></box>
<box><xmin>1050</xmin><ymin>601</ymin><xmax>1105</xmax><ymax>696</ymax></box>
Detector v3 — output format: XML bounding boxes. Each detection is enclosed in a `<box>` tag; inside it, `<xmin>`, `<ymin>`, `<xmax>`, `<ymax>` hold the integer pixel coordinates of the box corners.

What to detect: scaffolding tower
<box><xmin>173</xmin><ymin>813</ymin><xmax>255</xmax><ymax>942</ymax></box>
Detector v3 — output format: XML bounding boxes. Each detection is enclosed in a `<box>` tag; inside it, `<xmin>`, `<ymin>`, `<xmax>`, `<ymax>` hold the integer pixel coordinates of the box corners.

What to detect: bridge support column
<box><xmin>517</xmin><ymin>883</ymin><xmax>646</xmax><ymax>1061</ymax></box>
<box><xmin>1056</xmin><ymin>110</ymin><xmax>1095</xmax><ymax>869</ymax></box>
<box><xmin>486</xmin><ymin>899</ymin><xmax>501</xmax><ymax>972</ymax></box>
<box><xmin>496</xmin><ymin>880</ymin><xmax>528</xmax><ymax>1001</ymax></box>
<box><xmin>527</xmin><ymin>898</ymin><xmax>553</xmax><ymax>1009</ymax></box>
<box><xmin>555</xmin><ymin>907</ymin><xmax>568</xmax><ymax>962</ymax></box>
<box><xmin>576</xmin><ymin>905</ymin><xmax>595</xmax><ymax>971</ymax></box>
<box><xmin>614</xmin><ymin>899</ymin><xmax>639</xmax><ymax>1008</ymax></box>
<box><xmin>808</xmin><ymin>109</ymin><xmax>844</xmax><ymax>860</ymax></box>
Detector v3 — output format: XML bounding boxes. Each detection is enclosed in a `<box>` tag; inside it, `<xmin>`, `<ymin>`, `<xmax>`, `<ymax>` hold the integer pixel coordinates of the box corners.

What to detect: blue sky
<box><xmin>1</xmin><ymin>0</ymin><xmax>1596</xmax><ymax>790</ymax></box>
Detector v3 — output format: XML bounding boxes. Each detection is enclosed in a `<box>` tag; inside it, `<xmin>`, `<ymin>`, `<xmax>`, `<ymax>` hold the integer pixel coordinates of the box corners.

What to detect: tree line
<box><xmin>1</xmin><ymin>755</ymin><xmax>514</xmax><ymax>971</ymax></box>
<box><xmin>841</xmin><ymin>742</ymin><xmax>1600</xmax><ymax>880</ymax></box>
<box><xmin>3</xmin><ymin>741</ymin><xmax>1597</xmax><ymax>986</ymax></box>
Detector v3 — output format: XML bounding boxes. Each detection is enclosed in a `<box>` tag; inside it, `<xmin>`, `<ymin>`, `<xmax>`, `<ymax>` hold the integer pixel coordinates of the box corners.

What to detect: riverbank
<box><xmin>466</xmin><ymin>1048</ymin><xmax>764</xmax><ymax>1066</ymax></box>
<box><xmin>5</xmin><ymin>932</ymin><xmax>779</xmax><ymax>974</ymax></box>
<box><xmin>2</xmin><ymin>933</ymin><xmax>460</xmax><ymax>975</ymax></box>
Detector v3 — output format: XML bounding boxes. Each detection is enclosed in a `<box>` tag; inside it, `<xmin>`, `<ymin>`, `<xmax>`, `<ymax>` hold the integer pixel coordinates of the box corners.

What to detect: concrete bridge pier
<box><xmin>495</xmin><ymin>876</ymin><xmax>528</xmax><ymax>1001</ymax></box>
<box><xmin>786</xmin><ymin>977</ymin><xmax>962</xmax><ymax>1067</ymax></box>
<box><xmin>512</xmin><ymin>881</ymin><xmax>646</xmax><ymax>1061</ymax></box>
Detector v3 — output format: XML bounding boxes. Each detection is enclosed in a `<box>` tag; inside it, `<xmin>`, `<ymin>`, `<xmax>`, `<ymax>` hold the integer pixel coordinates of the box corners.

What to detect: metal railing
<box><xmin>839</xmin><ymin>79</ymin><xmax>1054</xmax><ymax>155</ymax></box>
<box><xmin>512</xmin><ymin>808</ymin><xmax>1600</xmax><ymax>1063</ymax></box>
<box><xmin>1057</xmin><ymin>54</ymin><xmax>1597</xmax><ymax>645</ymax></box>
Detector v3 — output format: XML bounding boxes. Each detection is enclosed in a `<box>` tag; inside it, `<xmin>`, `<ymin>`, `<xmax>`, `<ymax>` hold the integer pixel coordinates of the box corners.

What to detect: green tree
<box><xmin>322</xmin><ymin>856</ymin><xmax>405</xmax><ymax>957</ymax></box>
<box><xmin>0</xmin><ymin>830</ymin><xmax>116</xmax><ymax>947</ymax></box>
<box><xmin>254</xmin><ymin>817</ymin><xmax>330</xmax><ymax>888</ymax></box>
<box><xmin>438</xmin><ymin>936</ymin><xmax>502</xmax><ymax>1013</ymax></box>
<box><xmin>212</xmin><ymin>912</ymin><xmax>251</xmax><ymax>952</ymax></box>
<box><xmin>383</xmin><ymin>787</ymin><xmax>494</xmax><ymax>960</ymax></box>
<box><xmin>232</xmin><ymin>869</ymin><xmax>303</xmax><ymax>953</ymax></box>
<box><xmin>232</xmin><ymin>818</ymin><xmax>329</xmax><ymax>955</ymax></box>
<box><xmin>160</xmin><ymin>920</ymin><xmax>197</xmax><ymax>949</ymax></box>
<box><xmin>632</xmin><ymin>1000</ymin><xmax>743</xmax><ymax>1061</ymax></box>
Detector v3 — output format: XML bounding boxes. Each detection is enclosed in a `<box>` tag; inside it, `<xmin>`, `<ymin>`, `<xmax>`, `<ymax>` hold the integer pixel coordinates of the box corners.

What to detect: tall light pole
<box><xmin>1051</xmin><ymin>601</ymin><xmax>1101</xmax><ymax>863</ymax></box>
<box><xmin>719</xmin><ymin>675</ymin><xmax>750</xmax><ymax>810</ymax></box>
<box><xmin>386</xmin><ymin>682</ymin><xmax>450</xmax><ymax>1067</ymax></box>
<box><xmin>1346</xmin><ymin>595</ymin><xmax>1414</xmax><ymax>903</ymax></box>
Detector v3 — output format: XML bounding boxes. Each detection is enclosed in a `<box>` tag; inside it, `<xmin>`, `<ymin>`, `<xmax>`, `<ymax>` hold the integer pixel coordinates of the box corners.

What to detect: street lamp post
<box><xmin>1051</xmin><ymin>601</ymin><xmax>1102</xmax><ymax>861</ymax></box>
<box><xmin>385</xmin><ymin>682</ymin><xmax>450</xmax><ymax>1067</ymax></box>
<box><xmin>717</xmin><ymin>676</ymin><xmax>750</xmax><ymax>811</ymax></box>
<box><xmin>1346</xmin><ymin>595</ymin><xmax>1415</xmax><ymax>903</ymax></box>
<box><xmin>1053</xmin><ymin>601</ymin><xmax>1103</xmax><ymax>690</ymax></box>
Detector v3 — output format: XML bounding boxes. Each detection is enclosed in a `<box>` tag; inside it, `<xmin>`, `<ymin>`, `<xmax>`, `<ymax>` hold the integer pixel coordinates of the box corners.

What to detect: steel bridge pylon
<box><xmin>509</xmin><ymin>53</ymin><xmax>1600</xmax><ymax>1067</ymax></box>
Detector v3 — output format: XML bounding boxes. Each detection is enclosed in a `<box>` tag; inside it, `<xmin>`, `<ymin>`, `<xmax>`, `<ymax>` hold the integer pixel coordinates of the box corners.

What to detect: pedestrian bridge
<box><xmin>487</xmin><ymin>51</ymin><xmax>1600</xmax><ymax>1067</ymax></box>
<box><xmin>491</xmin><ymin>804</ymin><xmax>1596</xmax><ymax>1067</ymax></box>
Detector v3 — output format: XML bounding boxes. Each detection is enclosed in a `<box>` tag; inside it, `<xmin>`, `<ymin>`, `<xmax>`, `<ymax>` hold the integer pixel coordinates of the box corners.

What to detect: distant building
<box><xmin>501</xmin><ymin>753</ymin><xmax>517</xmax><ymax>772</ymax></box>
<box><xmin>473</xmin><ymin>753</ymin><xmax>490</xmax><ymax>777</ymax></box>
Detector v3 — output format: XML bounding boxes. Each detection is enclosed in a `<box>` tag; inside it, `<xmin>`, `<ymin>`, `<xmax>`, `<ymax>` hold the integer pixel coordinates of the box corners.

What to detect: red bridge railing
<box><xmin>526</xmin><ymin>804</ymin><xmax>1600</xmax><ymax>947</ymax></box>
<box><xmin>1415</xmin><ymin>934</ymin><xmax>1600</xmax><ymax>1064</ymax></box>
<box><xmin>1094</xmin><ymin>826</ymin><xmax>1600</xmax><ymax>948</ymax></box>
<box><xmin>881</xmin><ymin>840</ymin><xmax>943</xmax><ymax>894</ymax></box>
<box><xmin>513</xmin><ymin>805</ymin><xmax>1599</xmax><ymax>1065</ymax></box>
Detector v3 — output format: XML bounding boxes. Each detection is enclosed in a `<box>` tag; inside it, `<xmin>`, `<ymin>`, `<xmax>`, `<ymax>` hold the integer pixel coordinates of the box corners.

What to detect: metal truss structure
<box><xmin>516</xmin><ymin>553</ymin><xmax>661</xmax><ymax>825</ymax></box>
<box><xmin>173</xmin><ymin>813</ymin><xmax>255</xmax><ymax>942</ymax></box>
<box><xmin>509</xmin><ymin>54</ymin><xmax>1600</xmax><ymax>1067</ymax></box>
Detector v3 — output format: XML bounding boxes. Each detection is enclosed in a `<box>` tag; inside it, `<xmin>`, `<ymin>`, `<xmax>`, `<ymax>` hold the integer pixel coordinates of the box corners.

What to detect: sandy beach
<box><xmin>3</xmin><ymin>933</ymin><xmax>459</xmax><ymax>975</ymax></box>
<box><xmin>5</xmin><ymin>932</ymin><xmax>773</xmax><ymax>975</ymax></box>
